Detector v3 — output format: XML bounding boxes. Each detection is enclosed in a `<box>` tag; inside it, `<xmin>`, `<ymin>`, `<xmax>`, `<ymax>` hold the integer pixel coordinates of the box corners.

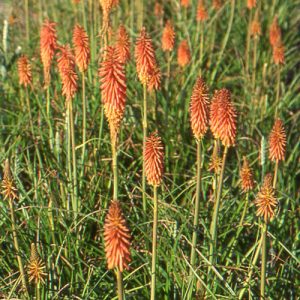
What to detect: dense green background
<box><xmin>0</xmin><ymin>0</ymin><xmax>299</xmax><ymax>298</ymax></box>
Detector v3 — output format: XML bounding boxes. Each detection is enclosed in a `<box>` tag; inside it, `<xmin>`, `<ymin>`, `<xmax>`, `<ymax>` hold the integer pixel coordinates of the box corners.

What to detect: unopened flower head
<box><xmin>255</xmin><ymin>173</ymin><xmax>277</xmax><ymax>222</ymax></box>
<box><xmin>177</xmin><ymin>40</ymin><xmax>191</xmax><ymax>67</ymax></box>
<box><xmin>116</xmin><ymin>25</ymin><xmax>131</xmax><ymax>64</ymax></box>
<box><xmin>247</xmin><ymin>0</ymin><xmax>256</xmax><ymax>9</ymax></box>
<box><xmin>104</xmin><ymin>200</ymin><xmax>131</xmax><ymax>272</ymax></box>
<box><xmin>197</xmin><ymin>0</ymin><xmax>208</xmax><ymax>22</ymax></box>
<box><xmin>189</xmin><ymin>77</ymin><xmax>209</xmax><ymax>140</ymax></box>
<box><xmin>144</xmin><ymin>132</ymin><xmax>164</xmax><ymax>186</ymax></box>
<box><xmin>212</xmin><ymin>0</ymin><xmax>222</xmax><ymax>10</ymax></box>
<box><xmin>57</xmin><ymin>45</ymin><xmax>78</xmax><ymax>101</ymax></box>
<box><xmin>269</xmin><ymin>16</ymin><xmax>282</xmax><ymax>48</ymax></box>
<box><xmin>135</xmin><ymin>27</ymin><xmax>157</xmax><ymax>85</ymax></box>
<box><xmin>251</xmin><ymin>12</ymin><xmax>261</xmax><ymax>38</ymax></box>
<box><xmin>40</xmin><ymin>19</ymin><xmax>57</xmax><ymax>86</ymax></box>
<box><xmin>181</xmin><ymin>0</ymin><xmax>190</xmax><ymax>8</ymax></box>
<box><xmin>28</xmin><ymin>243</ymin><xmax>47</xmax><ymax>285</ymax></box>
<box><xmin>240</xmin><ymin>156</ymin><xmax>254</xmax><ymax>192</ymax></box>
<box><xmin>162</xmin><ymin>20</ymin><xmax>175</xmax><ymax>52</ymax></box>
<box><xmin>17</xmin><ymin>55</ymin><xmax>32</xmax><ymax>87</ymax></box>
<box><xmin>269</xmin><ymin>119</ymin><xmax>286</xmax><ymax>162</ymax></box>
<box><xmin>1</xmin><ymin>159</ymin><xmax>18</xmax><ymax>201</ymax></box>
<box><xmin>72</xmin><ymin>24</ymin><xmax>90</xmax><ymax>73</ymax></box>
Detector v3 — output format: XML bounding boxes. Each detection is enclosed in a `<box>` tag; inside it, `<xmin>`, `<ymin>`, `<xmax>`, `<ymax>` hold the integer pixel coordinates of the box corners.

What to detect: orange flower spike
<box><xmin>148</xmin><ymin>66</ymin><xmax>161</xmax><ymax>92</ymax></box>
<box><xmin>116</xmin><ymin>25</ymin><xmax>131</xmax><ymax>64</ymax></box>
<box><xmin>181</xmin><ymin>0</ymin><xmax>190</xmax><ymax>8</ymax></box>
<box><xmin>240</xmin><ymin>156</ymin><xmax>254</xmax><ymax>192</ymax></box>
<box><xmin>250</xmin><ymin>11</ymin><xmax>261</xmax><ymax>38</ymax></box>
<box><xmin>269</xmin><ymin>16</ymin><xmax>282</xmax><ymax>48</ymax></box>
<box><xmin>135</xmin><ymin>27</ymin><xmax>157</xmax><ymax>84</ymax></box>
<box><xmin>210</xmin><ymin>88</ymin><xmax>237</xmax><ymax>147</ymax></box>
<box><xmin>255</xmin><ymin>173</ymin><xmax>277</xmax><ymax>222</ymax></box>
<box><xmin>177</xmin><ymin>40</ymin><xmax>191</xmax><ymax>67</ymax></box>
<box><xmin>40</xmin><ymin>19</ymin><xmax>57</xmax><ymax>86</ymax></box>
<box><xmin>72</xmin><ymin>24</ymin><xmax>90</xmax><ymax>73</ymax></box>
<box><xmin>57</xmin><ymin>45</ymin><xmax>78</xmax><ymax>101</ymax></box>
<box><xmin>197</xmin><ymin>0</ymin><xmax>208</xmax><ymax>22</ymax></box>
<box><xmin>1</xmin><ymin>159</ymin><xmax>18</xmax><ymax>201</ymax></box>
<box><xmin>104</xmin><ymin>200</ymin><xmax>131</xmax><ymax>272</ymax></box>
<box><xmin>189</xmin><ymin>77</ymin><xmax>209</xmax><ymax>140</ymax></box>
<box><xmin>28</xmin><ymin>243</ymin><xmax>47</xmax><ymax>285</ymax></box>
<box><xmin>212</xmin><ymin>0</ymin><xmax>222</xmax><ymax>10</ymax></box>
<box><xmin>246</xmin><ymin>0</ymin><xmax>256</xmax><ymax>9</ymax></box>
<box><xmin>99</xmin><ymin>46</ymin><xmax>126</xmax><ymax>132</ymax></box>
<box><xmin>269</xmin><ymin>119</ymin><xmax>286</xmax><ymax>162</ymax></box>
<box><xmin>17</xmin><ymin>55</ymin><xmax>32</xmax><ymax>87</ymax></box>
<box><xmin>273</xmin><ymin>45</ymin><xmax>285</xmax><ymax>65</ymax></box>
<box><xmin>162</xmin><ymin>20</ymin><xmax>175</xmax><ymax>52</ymax></box>
<box><xmin>144</xmin><ymin>132</ymin><xmax>164</xmax><ymax>186</ymax></box>
<box><xmin>250</xmin><ymin>20</ymin><xmax>261</xmax><ymax>37</ymax></box>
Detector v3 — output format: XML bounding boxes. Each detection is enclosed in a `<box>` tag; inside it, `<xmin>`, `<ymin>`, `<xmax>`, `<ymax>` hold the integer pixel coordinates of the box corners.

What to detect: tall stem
<box><xmin>274</xmin><ymin>66</ymin><xmax>281</xmax><ymax>118</ymax></box>
<box><xmin>46</xmin><ymin>87</ymin><xmax>54</xmax><ymax>150</ymax></box>
<box><xmin>260</xmin><ymin>222</ymin><xmax>267</xmax><ymax>299</ymax></box>
<box><xmin>69</xmin><ymin>100</ymin><xmax>78</xmax><ymax>215</ymax></box>
<box><xmin>36</xmin><ymin>281</ymin><xmax>41</xmax><ymax>300</ymax></box>
<box><xmin>273</xmin><ymin>161</ymin><xmax>278</xmax><ymax>189</ymax></box>
<box><xmin>116</xmin><ymin>269</ymin><xmax>124</xmax><ymax>300</ymax></box>
<box><xmin>166</xmin><ymin>51</ymin><xmax>171</xmax><ymax>87</ymax></box>
<box><xmin>153</xmin><ymin>91</ymin><xmax>157</xmax><ymax>123</ymax></box>
<box><xmin>46</xmin><ymin>86</ymin><xmax>50</xmax><ymax>118</ymax></box>
<box><xmin>209</xmin><ymin>146</ymin><xmax>228</xmax><ymax>265</ymax></box>
<box><xmin>9</xmin><ymin>199</ymin><xmax>29</xmax><ymax>296</ymax></box>
<box><xmin>260</xmin><ymin>161</ymin><xmax>278</xmax><ymax>299</ymax></box>
<box><xmin>66</xmin><ymin>105</ymin><xmax>71</xmax><ymax>212</ymax></box>
<box><xmin>81</xmin><ymin>72</ymin><xmax>86</xmax><ymax>186</ymax></box>
<box><xmin>187</xmin><ymin>140</ymin><xmax>202</xmax><ymax>298</ymax></box>
<box><xmin>260</xmin><ymin>159</ymin><xmax>279</xmax><ymax>299</ymax></box>
<box><xmin>112</xmin><ymin>137</ymin><xmax>118</xmax><ymax>200</ymax></box>
<box><xmin>150</xmin><ymin>185</ymin><xmax>158</xmax><ymax>300</ymax></box>
<box><xmin>142</xmin><ymin>83</ymin><xmax>148</xmax><ymax>212</ymax></box>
